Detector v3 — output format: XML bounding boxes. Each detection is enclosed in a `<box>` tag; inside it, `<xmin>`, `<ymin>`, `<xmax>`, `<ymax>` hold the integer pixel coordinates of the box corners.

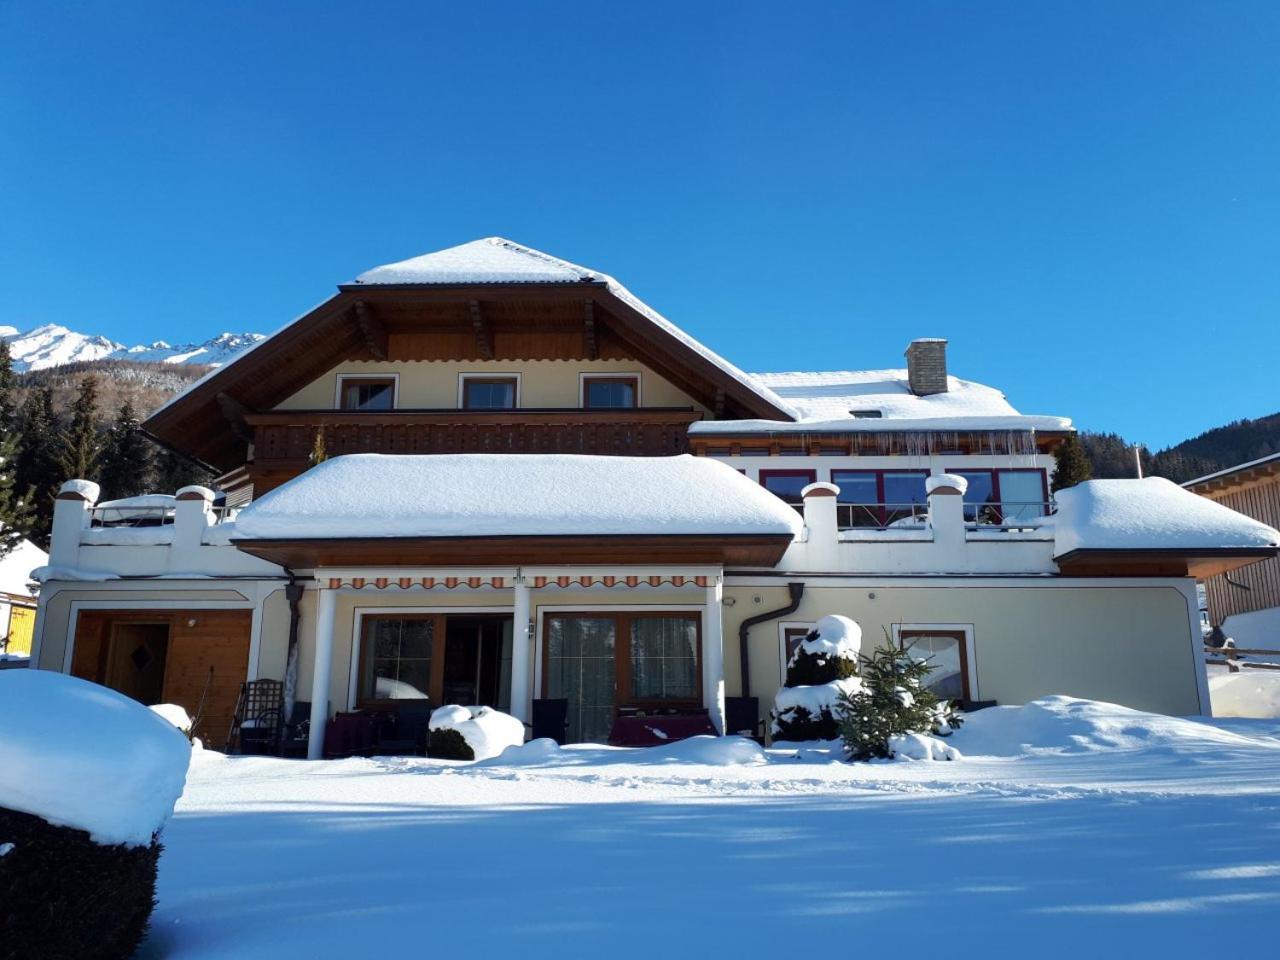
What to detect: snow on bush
<box><xmin>837</xmin><ymin>641</ymin><xmax>961</xmax><ymax>760</ymax></box>
<box><xmin>150</xmin><ymin>702</ymin><xmax>194</xmax><ymax>738</ymax></box>
<box><xmin>0</xmin><ymin>670</ymin><xmax>191</xmax><ymax>846</ymax></box>
<box><xmin>887</xmin><ymin>732</ymin><xmax>961</xmax><ymax>761</ymax></box>
<box><xmin>428</xmin><ymin>705</ymin><xmax>525</xmax><ymax>762</ymax></box>
<box><xmin>771</xmin><ymin>615</ymin><xmax>863</xmax><ymax>741</ymax></box>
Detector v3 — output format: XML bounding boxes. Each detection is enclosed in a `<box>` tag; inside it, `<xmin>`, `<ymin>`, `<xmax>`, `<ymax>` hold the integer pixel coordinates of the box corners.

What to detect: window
<box><xmin>948</xmin><ymin>468</ymin><xmax>1048</xmax><ymax>523</ymax></box>
<box><xmin>583</xmin><ymin>376</ymin><xmax>638</xmax><ymax>409</ymax></box>
<box><xmin>461</xmin><ymin>376</ymin><xmax>517</xmax><ymax>410</ymax></box>
<box><xmin>360</xmin><ymin>616</ymin><xmax>434</xmax><ymax>702</ymax></box>
<box><xmin>759</xmin><ymin>469</ymin><xmax>816</xmax><ymax>508</ymax></box>
<box><xmin>829</xmin><ymin>469</ymin><xmax>929</xmax><ymax>528</ymax></box>
<box><xmin>338</xmin><ymin>376</ymin><xmax>395</xmax><ymax>411</ymax></box>
<box><xmin>543</xmin><ymin>612</ymin><xmax>701</xmax><ymax>743</ymax></box>
<box><xmin>899</xmin><ymin>630</ymin><xmax>968</xmax><ymax>702</ymax></box>
<box><xmin>781</xmin><ymin>624</ymin><xmax>814</xmax><ymax>673</ymax></box>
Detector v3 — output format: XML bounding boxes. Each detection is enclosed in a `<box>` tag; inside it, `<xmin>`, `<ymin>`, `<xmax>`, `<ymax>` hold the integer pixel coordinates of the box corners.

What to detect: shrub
<box><xmin>770</xmin><ymin>615</ymin><xmax>862</xmax><ymax>742</ymax></box>
<box><xmin>836</xmin><ymin>641</ymin><xmax>962</xmax><ymax>760</ymax></box>
<box><xmin>428</xmin><ymin>727</ymin><xmax>475</xmax><ymax>761</ymax></box>
<box><xmin>0</xmin><ymin>805</ymin><xmax>161</xmax><ymax>960</ymax></box>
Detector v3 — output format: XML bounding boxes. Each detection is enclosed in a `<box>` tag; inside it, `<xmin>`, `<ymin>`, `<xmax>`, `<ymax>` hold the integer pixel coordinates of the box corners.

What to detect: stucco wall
<box><xmin>277</xmin><ymin>359</ymin><xmax>706</xmax><ymax>412</ymax></box>
<box><xmin>722</xmin><ymin>579</ymin><xmax>1202</xmax><ymax>718</ymax></box>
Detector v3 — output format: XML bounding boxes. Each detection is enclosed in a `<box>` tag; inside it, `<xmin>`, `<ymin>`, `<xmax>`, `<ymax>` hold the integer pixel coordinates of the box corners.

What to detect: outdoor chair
<box><xmin>725</xmin><ymin>696</ymin><xmax>763</xmax><ymax>742</ymax></box>
<box><xmin>531</xmin><ymin>698</ymin><xmax>569</xmax><ymax>744</ymax></box>
<box><xmin>372</xmin><ymin>700</ymin><xmax>434</xmax><ymax>755</ymax></box>
<box><xmin>278</xmin><ymin>700</ymin><xmax>322</xmax><ymax>757</ymax></box>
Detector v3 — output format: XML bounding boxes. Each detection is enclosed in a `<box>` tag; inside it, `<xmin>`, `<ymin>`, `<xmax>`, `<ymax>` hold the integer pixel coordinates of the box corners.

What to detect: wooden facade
<box><xmin>71</xmin><ymin>610</ymin><xmax>253</xmax><ymax>748</ymax></box>
<box><xmin>1186</xmin><ymin>456</ymin><xmax>1280</xmax><ymax>624</ymax></box>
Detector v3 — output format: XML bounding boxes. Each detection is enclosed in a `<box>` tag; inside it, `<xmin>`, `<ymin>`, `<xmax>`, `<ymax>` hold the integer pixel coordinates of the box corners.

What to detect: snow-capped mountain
<box><xmin>0</xmin><ymin>324</ymin><xmax>265</xmax><ymax>372</ymax></box>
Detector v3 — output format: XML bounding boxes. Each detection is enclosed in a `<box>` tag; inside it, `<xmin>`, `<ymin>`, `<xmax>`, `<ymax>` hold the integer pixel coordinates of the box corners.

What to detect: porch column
<box><xmin>307</xmin><ymin>587</ymin><xmax>337</xmax><ymax>760</ymax></box>
<box><xmin>703</xmin><ymin>577</ymin><xmax>726</xmax><ymax>734</ymax></box>
<box><xmin>509</xmin><ymin>578</ymin><xmax>532</xmax><ymax>726</ymax></box>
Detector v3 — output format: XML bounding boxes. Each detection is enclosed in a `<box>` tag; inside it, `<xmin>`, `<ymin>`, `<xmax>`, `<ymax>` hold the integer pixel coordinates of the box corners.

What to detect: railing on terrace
<box><xmin>836</xmin><ymin>501</ymin><xmax>1056</xmax><ymax>532</ymax></box>
<box><xmin>89</xmin><ymin>504</ymin><xmax>235</xmax><ymax>528</ymax></box>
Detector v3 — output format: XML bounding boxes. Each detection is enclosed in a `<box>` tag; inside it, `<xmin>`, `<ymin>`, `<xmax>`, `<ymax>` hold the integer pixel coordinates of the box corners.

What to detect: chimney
<box><xmin>905</xmin><ymin>338</ymin><xmax>949</xmax><ymax>396</ymax></box>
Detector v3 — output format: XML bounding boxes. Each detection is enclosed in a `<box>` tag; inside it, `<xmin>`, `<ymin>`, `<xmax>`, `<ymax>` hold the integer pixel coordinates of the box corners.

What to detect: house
<box><xmin>0</xmin><ymin>533</ymin><xmax>47</xmax><ymax>664</ymax></box>
<box><xmin>26</xmin><ymin>238</ymin><xmax>1280</xmax><ymax>749</ymax></box>
<box><xmin>1185</xmin><ymin>452</ymin><xmax>1280</xmax><ymax>647</ymax></box>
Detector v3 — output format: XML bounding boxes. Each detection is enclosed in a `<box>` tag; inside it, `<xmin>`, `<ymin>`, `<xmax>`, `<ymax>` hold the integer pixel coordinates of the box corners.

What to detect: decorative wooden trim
<box><xmin>469</xmin><ymin>300</ymin><xmax>493</xmax><ymax>359</ymax></box>
<box><xmin>232</xmin><ymin>533</ymin><xmax>794</xmax><ymax>568</ymax></box>
<box><xmin>583</xmin><ymin>299</ymin><xmax>598</xmax><ymax>360</ymax></box>
<box><xmin>354</xmin><ymin>300</ymin><xmax>387</xmax><ymax>360</ymax></box>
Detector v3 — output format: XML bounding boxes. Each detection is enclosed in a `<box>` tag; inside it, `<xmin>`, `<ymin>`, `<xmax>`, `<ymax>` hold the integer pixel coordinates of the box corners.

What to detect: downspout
<box><xmin>282</xmin><ymin>568</ymin><xmax>304</xmax><ymax>716</ymax></box>
<box><xmin>737</xmin><ymin>582</ymin><xmax>805</xmax><ymax>696</ymax></box>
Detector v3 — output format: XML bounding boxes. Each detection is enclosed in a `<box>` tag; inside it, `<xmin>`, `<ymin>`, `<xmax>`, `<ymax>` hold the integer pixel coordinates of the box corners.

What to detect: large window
<box><xmin>830</xmin><ymin>469</ymin><xmax>929</xmax><ymax>528</ymax></box>
<box><xmin>899</xmin><ymin>629</ymin><xmax>968</xmax><ymax>702</ymax></box>
<box><xmin>360</xmin><ymin>616</ymin><xmax>434</xmax><ymax>702</ymax></box>
<box><xmin>583</xmin><ymin>376</ymin><xmax>638</xmax><ymax>409</ymax></box>
<box><xmin>544</xmin><ymin>612</ymin><xmax>701</xmax><ymax>743</ymax></box>
<box><xmin>948</xmin><ymin>468</ymin><xmax>1048</xmax><ymax>523</ymax></box>
<box><xmin>759</xmin><ymin>469</ymin><xmax>816</xmax><ymax>509</ymax></box>
<box><xmin>339</xmin><ymin>376</ymin><xmax>395</xmax><ymax>411</ymax></box>
<box><xmin>461</xmin><ymin>376</ymin><xmax>518</xmax><ymax>410</ymax></box>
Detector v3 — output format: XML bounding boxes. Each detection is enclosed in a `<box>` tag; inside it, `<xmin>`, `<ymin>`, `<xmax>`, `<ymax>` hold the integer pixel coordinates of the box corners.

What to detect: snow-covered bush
<box><xmin>0</xmin><ymin>670</ymin><xmax>191</xmax><ymax>958</ymax></box>
<box><xmin>837</xmin><ymin>641</ymin><xmax>962</xmax><ymax>760</ymax></box>
<box><xmin>428</xmin><ymin>705</ymin><xmax>525</xmax><ymax>761</ymax></box>
<box><xmin>770</xmin><ymin>615</ymin><xmax>863</xmax><ymax>742</ymax></box>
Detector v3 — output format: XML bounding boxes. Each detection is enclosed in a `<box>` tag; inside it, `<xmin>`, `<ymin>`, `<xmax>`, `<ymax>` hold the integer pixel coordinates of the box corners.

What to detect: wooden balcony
<box><xmin>241</xmin><ymin>408</ymin><xmax>702</xmax><ymax>494</ymax></box>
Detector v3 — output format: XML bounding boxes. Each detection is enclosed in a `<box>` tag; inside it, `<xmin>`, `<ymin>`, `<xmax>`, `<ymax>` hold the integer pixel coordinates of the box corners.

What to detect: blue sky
<box><xmin>2</xmin><ymin>2</ymin><xmax>1277</xmax><ymax>449</ymax></box>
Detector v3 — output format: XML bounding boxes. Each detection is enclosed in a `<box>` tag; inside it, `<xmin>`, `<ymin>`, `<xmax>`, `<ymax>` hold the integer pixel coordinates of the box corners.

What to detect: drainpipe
<box><xmin>737</xmin><ymin>582</ymin><xmax>805</xmax><ymax>696</ymax></box>
<box><xmin>282</xmin><ymin>569</ymin><xmax>304</xmax><ymax>717</ymax></box>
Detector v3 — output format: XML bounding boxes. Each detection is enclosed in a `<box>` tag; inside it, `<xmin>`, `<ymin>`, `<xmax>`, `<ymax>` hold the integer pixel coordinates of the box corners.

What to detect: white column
<box><xmin>307</xmin><ymin>587</ymin><xmax>337</xmax><ymax>760</ymax></box>
<box><xmin>703</xmin><ymin>577</ymin><xmax>726</xmax><ymax>735</ymax></box>
<box><xmin>509</xmin><ymin>579</ymin><xmax>532</xmax><ymax>726</ymax></box>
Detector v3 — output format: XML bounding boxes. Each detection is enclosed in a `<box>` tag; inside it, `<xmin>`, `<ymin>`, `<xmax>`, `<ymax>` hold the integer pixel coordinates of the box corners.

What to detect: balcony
<box><xmin>241</xmin><ymin>408</ymin><xmax>702</xmax><ymax>492</ymax></box>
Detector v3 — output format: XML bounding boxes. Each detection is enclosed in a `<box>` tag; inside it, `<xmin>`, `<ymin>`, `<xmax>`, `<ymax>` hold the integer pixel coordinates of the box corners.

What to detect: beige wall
<box><xmin>723</xmin><ymin>580</ymin><xmax>1202</xmax><ymax>718</ymax></box>
<box><xmin>277</xmin><ymin>359</ymin><xmax>706</xmax><ymax>412</ymax></box>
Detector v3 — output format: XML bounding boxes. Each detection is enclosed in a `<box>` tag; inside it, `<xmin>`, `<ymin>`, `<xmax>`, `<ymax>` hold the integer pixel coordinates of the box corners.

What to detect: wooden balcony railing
<box><xmin>243</xmin><ymin>408</ymin><xmax>702</xmax><ymax>475</ymax></box>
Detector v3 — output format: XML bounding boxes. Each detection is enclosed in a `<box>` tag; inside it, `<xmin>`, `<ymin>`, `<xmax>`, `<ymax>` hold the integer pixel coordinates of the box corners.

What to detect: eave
<box><xmin>1054</xmin><ymin>546</ymin><xmax>1279</xmax><ymax>578</ymax></box>
<box><xmin>230</xmin><ymin>533</ymin><xmax>795</xmax><ymax>569</ymax></box>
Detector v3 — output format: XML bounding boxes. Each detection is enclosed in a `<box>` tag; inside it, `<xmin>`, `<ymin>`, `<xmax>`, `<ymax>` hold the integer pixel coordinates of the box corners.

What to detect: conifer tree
<box><xmin>98</xmin><ymin>401</ymin><xmax>156</xmax><ymax>500</ymax></box>
<box><xmin>770</xmin><ymin>615</ymin><xmax>861</xmax><ymax>742</ymax></box>
<box><xmin>0</xmin><ymin>339</ymin><xmax>34</xmax><ymax>555</ymax></box>
<box><xmin>15</xmin><ymin>387</ymin><xmax>60</xmax><ymax>543</ymax></box>
<box><xmin>836</xmin><ymin>640</ymin><xmax>961</xmax><ymax>760</ymax></box>
<box><xmin>56</xmin><ymin>375</ymin><xmax>103</xmax><ymax>485</ymax></box>
<box><xmin>1051</xmin><ymin>432</ymin><xmax>1093</xmax><ymax>493</ymax></box>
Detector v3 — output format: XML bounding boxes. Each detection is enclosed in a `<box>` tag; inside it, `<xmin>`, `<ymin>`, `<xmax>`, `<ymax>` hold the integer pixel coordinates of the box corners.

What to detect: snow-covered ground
<box><xmin>140</xmin><ymin>697</ymin><xmax>1280</xmax><ymax>959</ymax></box>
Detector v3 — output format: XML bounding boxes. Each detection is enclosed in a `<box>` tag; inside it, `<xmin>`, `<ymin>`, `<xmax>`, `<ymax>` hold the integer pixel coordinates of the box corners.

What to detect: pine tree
<box><xmin>769</xmin><ymin>615</ymin><xmax>861</xmax><ymax>742</ymax></box>
<box><xmin>836</xmin><ymin>640</ymin><xmax>962</xmax><ymax>760</ymax></box>
<box><xmin>0</xmin><ymin>339</ymin><xmax>34</xmax><ymax>555</ymax></box>
<box><xmin>1051</xmin><ymin>432</ymin><xmax>1093</xmax><ymax>493</ymax></box>
<box><xmin>309</xmin><ymin>426</ymin><xmax>328</xmax><ymax>465</ymax></box>
<box><xmin>56</xmin><ymin>375</ymin><xmax>103</xmax><ymax>485</ymax></box>
<box><xmin>15</xmin><ymin>387</ymin><xmax>61</xmax><ymax>543</ymax></box>
<box><xmin>98</xmin><ymin>401</ymin><xmax>157</xmax><ymax>500</ymax></box>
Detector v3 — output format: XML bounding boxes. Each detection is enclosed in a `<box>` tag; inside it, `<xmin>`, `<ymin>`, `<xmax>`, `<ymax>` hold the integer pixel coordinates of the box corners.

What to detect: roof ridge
<box><xmin>481</xmin><ymin>237</ymin><xmax>599</xmax><ymax>281</ymax></box>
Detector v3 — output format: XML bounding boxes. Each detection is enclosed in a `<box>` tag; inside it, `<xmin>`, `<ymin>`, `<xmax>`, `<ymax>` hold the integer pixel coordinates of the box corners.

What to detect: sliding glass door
<box><xmin>544</xmin><ymin>616</ymin><xmax>617</xmax><ymax>744</ymax></box>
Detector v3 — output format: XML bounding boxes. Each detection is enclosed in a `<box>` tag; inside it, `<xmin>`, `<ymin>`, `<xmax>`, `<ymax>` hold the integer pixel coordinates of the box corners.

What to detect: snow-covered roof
<box><xmin>691</xmin><ymin>369</ymin><xmax>1071</xmax><ymax>434</ymax></box>
<box><xmin>233</xmin><ymin>453</ymin><xmax>803</xmax><ymax>540</ymax></box>
<box><xmin>0</xmin><ymin>533</ymin><xmax>48</xmax><ymax>599</ymax></box>
<box><xmin>1183</xmin><ymin>451</ymin><xmax>1280</xmax><ymax>489</ymax></box>
<box><xmin>352</xmin><ymin>238</ymin><xmax>797</xmax><ymax>419</ymax></box>
<box><xmin>1053</xmin><ymin>478</ymin><xmax>1280</xmax><ymax>556</ymax></box>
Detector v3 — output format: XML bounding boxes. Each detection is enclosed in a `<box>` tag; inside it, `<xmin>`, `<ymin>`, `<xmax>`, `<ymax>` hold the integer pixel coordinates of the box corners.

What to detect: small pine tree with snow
<box><xmin>836</xmin><ymin>640</ymin><xmax>961</xmax><ymax>761</ymax></box>
<box><xmin>770</xmin><ymin>615</ymin><xmax>862</xmax><ymax>742</ymax></box>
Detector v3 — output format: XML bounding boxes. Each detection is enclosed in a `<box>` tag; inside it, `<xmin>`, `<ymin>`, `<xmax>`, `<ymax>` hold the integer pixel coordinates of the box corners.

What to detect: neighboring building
<box><xmin>1185</xmin><ymin>452</ymin><xmax>1280</xmax><ymax>647</ymax></box>
<box><xmin>26</xmin><ymin>238</ymin><xmax>1280</xmax><ymax>747</ymax></box>
<box><xmin>0</xmin><ymin>534</ymin><xmax>48</xmax><ymax>662</ymax></box>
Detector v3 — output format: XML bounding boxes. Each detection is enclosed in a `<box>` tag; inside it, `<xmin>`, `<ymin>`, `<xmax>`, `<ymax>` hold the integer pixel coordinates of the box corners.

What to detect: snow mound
<box><xmin>1210</xmin><ymin>669</ymin><xmax>1280</xmax><ymax>719</ymax></box>
<box><xmin>150</xmin><ymin>703</ymin><xmax>193</xmax><ymax>734</ymax></box>
<box><xmin>640</xmin><ymin>735</ymin><xmax>767</xmax><ymax>766</ymax></box>
<box><xmin>951</xmin><ymin>696</ymin><xmax>1267</xmax><ymax>758</ymax></box>
<box><xmin>0</xmin><ymin>671</ymin><xmax>191</xmax><ymax>845</ymax></box>
<box><xmin>481</xmin><ymin>738</ymin><xmax>563</xmax><ymax>767</ymax></box>
<box><xmin>792</xmin><ymin>615</ymin><xmax>862</xmax><ymax>662</ymax></box>
<box><xmin>1053</xmin><ymin>477</ymin><xmax>1280</xmax><ymax>555</ymax></box>
<box><xmin>888</xmin><ymin>732</ymin><xmax>961</xmax><ymax>761</ymax></box>
<box><xmin>430</xmin><ymin>705</ymin><xmax>525</xmax><ymax>761</ymax></box>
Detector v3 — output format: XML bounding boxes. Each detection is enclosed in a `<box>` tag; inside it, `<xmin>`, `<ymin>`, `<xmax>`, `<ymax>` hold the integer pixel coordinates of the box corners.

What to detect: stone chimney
<box><xmin>905</xmin><ymin>338</ymin><xmax>949</xmax><ymax>396</ymax></box>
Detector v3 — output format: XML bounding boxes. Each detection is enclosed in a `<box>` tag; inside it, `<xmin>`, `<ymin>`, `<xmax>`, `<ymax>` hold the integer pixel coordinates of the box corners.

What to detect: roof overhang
<box><xmin>1054</xmin><ymin>546</ymin><xmax>1279</xmax><ymax>578</ymax></box>
<box><xmin>231</xmin><ymin>533</ymin><xmax>794</xmax><ymax>569</ymax></box>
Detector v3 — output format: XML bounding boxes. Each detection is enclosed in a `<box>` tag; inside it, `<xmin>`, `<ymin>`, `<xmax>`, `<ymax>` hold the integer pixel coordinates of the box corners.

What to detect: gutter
<box><xmin>736</xmin><ymin>582</ymin><xmax>804</xmax><ymax>695</ymax></box>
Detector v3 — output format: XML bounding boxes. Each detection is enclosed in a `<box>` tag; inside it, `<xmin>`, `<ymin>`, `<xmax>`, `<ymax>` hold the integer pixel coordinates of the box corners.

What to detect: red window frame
<box><xmin>758</xmin><ymin>469</ymin><xmax>817</xmax><ymax>507</ymax></box>
<box><xmin>829</xmin><ymin>468</ymin><xmax>930</xmax><ymax>527</ymax></box>
<box><xmin>943</xmin><ymin>467</ymin><xmax>1049</xmax><ymax>522</ymax></box>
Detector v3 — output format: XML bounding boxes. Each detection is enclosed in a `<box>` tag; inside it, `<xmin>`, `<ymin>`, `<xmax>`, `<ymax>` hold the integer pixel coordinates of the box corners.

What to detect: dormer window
<box><xmin>338</xmin><ymin>376</ymin><xmax>396</xmax><ymax>411</ymax></box>
<box><xmin>849</xmin><ymin>409</ymin><xmax>882</xmax><ymax>419</ymax></box>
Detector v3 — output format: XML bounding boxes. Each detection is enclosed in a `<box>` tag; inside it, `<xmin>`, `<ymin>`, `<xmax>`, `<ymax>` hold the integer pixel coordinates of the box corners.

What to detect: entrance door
<box><xmin>104</xmin><ymin>622</ymin><xmax>170</xmax><ymax>706</ymax></box>
<box><xmin>544</xmin><ymin>616</ymin><xmax>617</xmax><ymax>744</ymax></box>
<box><xmin>443</xmin><ymin>616</ymin><xmax>513</xmax><ymax>711</ymax></box>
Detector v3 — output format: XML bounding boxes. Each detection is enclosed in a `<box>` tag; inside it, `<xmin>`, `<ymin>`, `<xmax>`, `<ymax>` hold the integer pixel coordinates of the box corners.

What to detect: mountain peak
<box><xmin>2</xmin><ymin>324</ymin><xmax>265</xmax><ymax>372</ymax></box>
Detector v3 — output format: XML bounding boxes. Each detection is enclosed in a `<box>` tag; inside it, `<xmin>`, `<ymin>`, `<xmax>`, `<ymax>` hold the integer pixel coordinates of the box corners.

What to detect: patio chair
<box><xmin>372</xmin><ymin>700</ymin><xmax>434</xmax><ymax>755</ymax></box>
<box><xmin>531</xmin><ymin>698</ymin><xmax>569</xmax><ymax>744</ymax></box>
<box><xmin>228</xmin><ymin>678</ymin><xmax>284</xmax><ymax>754</ymax></box>
<box><xmin>725</xmin><ymin>696</ymin><xmax>763</xmax><ymax>742</ymax></box>
<box><xmin>278</xmin><ymin>700</ymin><xmax>324</xmax><ymax>757</ymax></box>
